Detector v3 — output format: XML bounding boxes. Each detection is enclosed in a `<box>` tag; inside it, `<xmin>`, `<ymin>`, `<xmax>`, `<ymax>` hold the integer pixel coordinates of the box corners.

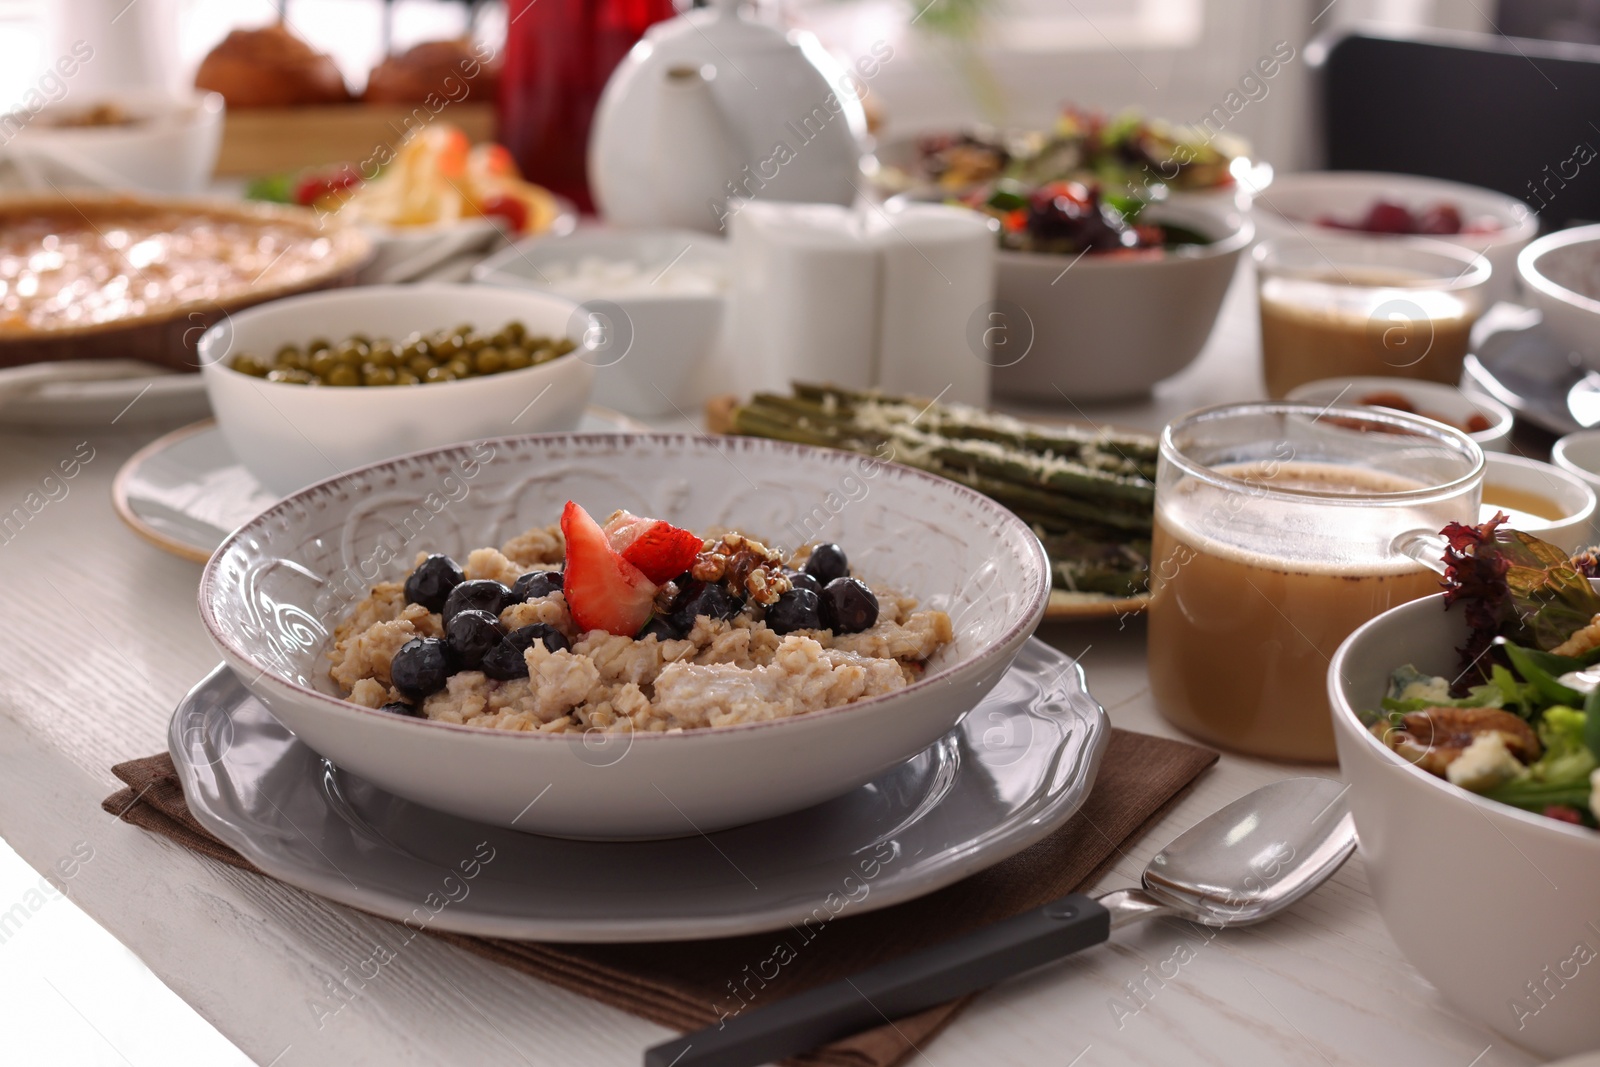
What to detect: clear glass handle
<box><xmin>1391</xmin><ymin>529</ymin><xmax>1451</xmax><ymax>576</ymax></box>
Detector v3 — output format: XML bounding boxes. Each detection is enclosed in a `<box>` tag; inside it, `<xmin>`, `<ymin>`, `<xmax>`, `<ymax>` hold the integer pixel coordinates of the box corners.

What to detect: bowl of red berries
<box><xmin>1254</xmin><ymin>171</ymin><xmax>1538</xmax><ymax>302</ymax></box>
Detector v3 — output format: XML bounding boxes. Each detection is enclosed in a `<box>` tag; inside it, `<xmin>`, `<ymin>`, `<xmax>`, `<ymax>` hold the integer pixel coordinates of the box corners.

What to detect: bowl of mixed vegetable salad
<box><xmin>1328</xmin><ymin>514</ymin><xmax>1600</xmax><ymax>1057</ymax></box>
<box><xmin>868</xmin><ymin>106</ymin><xmax>1267</xmax><ymax>206</ymax></box>
<box><xmin>982</xmin><ymin>196</ymin><xmax>1253</xmax><ymax>401</ymax></box>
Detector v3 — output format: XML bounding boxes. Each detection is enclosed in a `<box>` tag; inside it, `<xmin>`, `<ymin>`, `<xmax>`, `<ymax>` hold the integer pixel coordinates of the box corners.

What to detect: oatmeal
<box><xmin>328</xmin><ymin>502</ymin><xmax>953</xmax><ymax>733</ymax></box>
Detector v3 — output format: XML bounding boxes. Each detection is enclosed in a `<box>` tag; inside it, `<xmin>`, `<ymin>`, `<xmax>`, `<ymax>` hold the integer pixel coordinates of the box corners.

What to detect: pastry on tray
<box><xmin>194</xmin><ymin>22</ymin><xmax>351</xmax><ymax>108</ymax></box>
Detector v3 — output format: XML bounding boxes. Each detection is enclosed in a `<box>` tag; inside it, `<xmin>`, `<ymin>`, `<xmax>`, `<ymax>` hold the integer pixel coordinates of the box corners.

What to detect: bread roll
<box><xmin>363</xmin><ymin>39</ymin><xmax>500</xmax><ymax>105</ymax></box>
<box><xmin>194</xmin><ymin>23</ymin><xmax>351</xmax><ymax>108</ymax></box>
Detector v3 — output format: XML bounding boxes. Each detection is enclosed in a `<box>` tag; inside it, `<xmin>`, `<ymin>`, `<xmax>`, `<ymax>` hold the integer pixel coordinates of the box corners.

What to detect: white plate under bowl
<box><xmin>0</xmin><ymin>367</ymin><xmax>211</xmax><ymax>428</ymax></box>
<box><xmin>112</xmin><ymin>409</ymin><xmax>646</xmax><ymax>564</ymax></box>
<box><xmin>197</xmin><ymin>433</ymin><xmax>1053</xmax><ymax>839</ymax></box>
<box><xmin>171</xmin><ymin>640</ymin><xmax>1107</xmax><ymax>942</ymax></box>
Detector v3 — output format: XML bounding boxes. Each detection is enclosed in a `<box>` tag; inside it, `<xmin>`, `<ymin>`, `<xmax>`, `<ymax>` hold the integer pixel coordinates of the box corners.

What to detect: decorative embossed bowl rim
<box><xmin>198</xmin><ymin>432</ymin><xmax>1053</xmax><ymax>743</ymax></box>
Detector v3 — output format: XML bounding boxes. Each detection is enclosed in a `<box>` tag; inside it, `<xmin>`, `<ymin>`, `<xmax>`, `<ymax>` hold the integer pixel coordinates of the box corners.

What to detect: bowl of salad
<box><xmin>966</xmin><ymin>186</ymin><xmax>1253</xmax><ymax>401</ymax></box>
<box><xmin>867</xmin><ymin>106</ymin><xmax>1270</xmax><ymax>209</ymax></box>
<box><xmin>1328</xmin><ymin>516</ymin><xmax>1600</xmax><ymax>1058</ymax></box>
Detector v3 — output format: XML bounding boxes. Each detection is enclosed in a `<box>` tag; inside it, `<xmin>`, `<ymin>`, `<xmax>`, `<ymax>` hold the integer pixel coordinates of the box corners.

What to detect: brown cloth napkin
<box><xmin>103</xmin><ymin>728</ymin><xmax>1215</xmax><ymax>1066</ymax></box>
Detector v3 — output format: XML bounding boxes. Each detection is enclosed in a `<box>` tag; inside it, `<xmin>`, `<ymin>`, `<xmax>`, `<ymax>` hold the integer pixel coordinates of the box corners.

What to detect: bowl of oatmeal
<box><xmin>197</xmin><ymin>433</ymin><xmax>1052</xmax><ymax>839</ymax></box>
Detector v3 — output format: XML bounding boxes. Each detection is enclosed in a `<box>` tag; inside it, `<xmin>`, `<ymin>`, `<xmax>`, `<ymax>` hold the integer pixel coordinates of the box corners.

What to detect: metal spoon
<box><xmin>644</xmin><ymin>777</ymin><xmax>1356</xmax><ymax>1067</ymax></box>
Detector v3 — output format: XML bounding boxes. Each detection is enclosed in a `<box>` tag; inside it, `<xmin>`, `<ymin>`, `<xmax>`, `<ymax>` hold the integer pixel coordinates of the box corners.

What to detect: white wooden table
<box><xmin>0</xmin><ymin>273</ymin><xmax>1545</xmax><ymax>1067</ymax></box>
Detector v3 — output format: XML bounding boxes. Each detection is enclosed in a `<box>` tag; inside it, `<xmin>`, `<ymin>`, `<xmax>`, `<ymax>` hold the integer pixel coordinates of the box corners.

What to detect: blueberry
<box><xmin>668</xmin><ymin>580</ymin><xmax>743</xmax><ymax>631</ymax></box>
<box><xmin>404</xmin><ymin>554</ymin><xmax>464</xmax><ymax>612</ymax></box>
<box><xmin>390</xmin><ymin>637</ymin><xmax>451</xmax><ymax>698</ymax></box>
<box><xmin>511</xmin><ymin>622</ymin><xmax>571</xmax><ymax>654</ymax></box>
<box><xmin>378</xmin><ymin>700</ymin><xmax>422</xmax><ymax>718</ymax></box>
<box><xmin>480</xmin><ymin>623</ymin><xmax>571</xmax><ymax>680</ymax></box>
<box><xmin>639</xmin><ymin>615</ymin><xmax>689</xmax><ymax>642</ymax></box>
<box><xmin>512</xmin><ymin>569</ymin><xmax>563</xmax><ymax>602</ymax></box>
<box><xmin>785</xmin><ymin>570</ymin><xmax>822</xmax><ymax>596</ymax></box>
<box><xmin>765</xmin><ymin>588</ymin><xmax>823</xmax><ymax>634</ymax></box>
<box><xmin>803</xmin><ymin>543</ymin><xmax>849</xmax><ymax>585</ymax></box>
<box><xmin>821</xmin><ymin>577</ymin><xmax>878</xmax><ymax>634</ymax></box>
<box><xmin>445</xmin><ymin>609</ymin><xmax>503</xmax><ymax>670</ymax></box>
<box><xmin>442</xmin><ymin>579</ymin><xmax>513</xmax><ymax>624</ymax></box>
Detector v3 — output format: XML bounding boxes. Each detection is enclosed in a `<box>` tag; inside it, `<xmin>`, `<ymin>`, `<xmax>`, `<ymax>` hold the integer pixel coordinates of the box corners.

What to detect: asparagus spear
<box><xmin>738</xmin><ymin>398</ymin><xmax>1154</xmax><ymax>510</ymax></box>
<box><xmin>729</xmin><ymin>385</ymin><xmax>1158</xmax><ymax>596</ymax></box>
<box><xmin>789</xmin><ymin>382</ymin><xmax>1159</xmax><ymax>474</ymax></box>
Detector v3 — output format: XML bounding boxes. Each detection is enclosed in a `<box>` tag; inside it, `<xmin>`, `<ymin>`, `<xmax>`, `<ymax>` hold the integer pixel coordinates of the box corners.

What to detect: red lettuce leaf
<box><xmin>1442</xmin><ymin>512</ymin><xmax>1600</xmax><ymax>678</ymax></box>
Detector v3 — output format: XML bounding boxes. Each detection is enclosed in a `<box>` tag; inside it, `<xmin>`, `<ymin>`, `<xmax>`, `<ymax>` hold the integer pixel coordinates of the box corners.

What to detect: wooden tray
<box><xmin>215</xmin><ymin>102</ymin><xmax>497</xmax><ymax>176</ymax></box>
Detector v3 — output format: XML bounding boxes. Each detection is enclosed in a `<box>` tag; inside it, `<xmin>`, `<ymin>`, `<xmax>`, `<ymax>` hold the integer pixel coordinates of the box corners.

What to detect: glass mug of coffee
<box><xmin>1255</xmin><ymin>236</ymin><xmax>1492</xmax><ymax>399</ymax></box>
<box><xmin>1148</xmin><ymin>402</ymin><xmax>1484</xmax><ymax>763</ymax></box>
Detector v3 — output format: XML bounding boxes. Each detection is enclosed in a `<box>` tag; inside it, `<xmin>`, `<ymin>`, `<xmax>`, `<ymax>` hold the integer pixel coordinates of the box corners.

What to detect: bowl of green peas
<box><xmin>199</xmin><ymin>284</ymin><xmax>595</xmax><ymax>495</ymax></box>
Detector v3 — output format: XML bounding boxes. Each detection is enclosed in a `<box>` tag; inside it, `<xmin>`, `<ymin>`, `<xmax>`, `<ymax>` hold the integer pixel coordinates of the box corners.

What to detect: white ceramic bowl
<box><xmin>1519</xmin><ymin>223</ymin><xmax>1600</xmax><ymax>366</ymax></box>
<box><xmin>471</xmin><ymin>228</ymin><xmax>725</xmax><ymax>418</ymax></box>
<box><xmin>1481</xmin><ymin>451</ymin><xmax>1597</xmax><ymax>552</ymax></box>
<box><xmin>197</xmin><ymin>433</ymin><xmax>1052</xmax><ymax>839</ymax></box>
<box><xmin>8</xmin><ymin>89</ymin><xmax>223</xmax><ymax>195</ymax></box>
<box><xmin>990</xmin><ymin>199</ymin><xmax>1254</xmax><ymax>402</ymax></box>
<box><xmin>198</xmin><ymin>285</ymin><xmax>594</xmax><ymax>496</ymax></box>
<box><xmin>1284</xmin><ymin>376</ymin><xmax>1514</xmax><ymax>452</ymax></box>
<box><xmin>1552</xmin><ymin>428</ymin><xmax>1600</xmax><ymax>541</ymax></box>
<box><xmin>1254</xmin><ymin>171</ymin><xmax>1537</xmax><ymax>303</ymax></box>
<box><xmin>1329</xmin><ymin>592</ymin><xmax>1600</xmax><ymax>1059</ymax></box>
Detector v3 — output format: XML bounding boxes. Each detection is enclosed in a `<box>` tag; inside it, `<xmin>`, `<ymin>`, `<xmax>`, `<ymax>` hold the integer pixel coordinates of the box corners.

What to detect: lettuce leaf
<box><xmin>1485</xmin><ymin>705</ymin><xmax>1598</xmax><ymax>812</ymax></box>
<box><xmin>1441</xmin><ymin>513</ymin><xmax>1600</xmax><ymax>680</ymax></box>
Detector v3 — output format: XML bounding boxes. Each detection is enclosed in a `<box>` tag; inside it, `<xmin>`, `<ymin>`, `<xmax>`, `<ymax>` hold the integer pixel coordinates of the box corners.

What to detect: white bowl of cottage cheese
<box><xmin>197</xmin><ymin>432</ymin><xmax>1051</xmax><ymax>839</ymax></box>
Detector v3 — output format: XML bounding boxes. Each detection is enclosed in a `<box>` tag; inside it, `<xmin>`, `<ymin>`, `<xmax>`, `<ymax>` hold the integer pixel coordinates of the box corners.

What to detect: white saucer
<box><xmin>1464</xmin><ymin>302</ymin><xmax>1585</xmax><ymax>435</ymax></box>
<box><xmin>112</xmin><ymin>408</ymin><xmax>647</xmax><ymax>563</ymax></box>
<box><xmin>0</xmin><ymin>367</ymin><xmax>211</xmax><ymax>429</ymax></box>
<box><xmin>169</xmin><ymin>639</ymin><xmax>1108</xmax><ymax>943</ymax></box>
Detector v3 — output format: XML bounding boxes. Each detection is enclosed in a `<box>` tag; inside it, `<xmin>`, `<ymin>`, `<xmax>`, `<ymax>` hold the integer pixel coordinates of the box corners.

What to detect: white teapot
<box><xmin>588</xmin><ymin>0</ymin><xmax>867</xmax><ymax>234</ymax></box>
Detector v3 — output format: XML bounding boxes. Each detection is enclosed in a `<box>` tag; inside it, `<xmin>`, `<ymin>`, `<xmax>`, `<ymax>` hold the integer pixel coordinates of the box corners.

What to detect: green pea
<box><xmin>502</xmin><ymin>346</ymin><xmax>531</xmax><ymax>370</ymax></box>
<box><xmin>424</xmin><ymin>366</ymin><xmax>455</xmax><ymax>383</ymax></box>
<box><xmin>445</xmin><ymin>358</ymin><xmax>472</xmax><ymax>378</ymax></box>
<box><xmin>395</xmin><ymin>369</ymin><xmax>420</xmax><ymax>385</ymax></box>
<box><xmin>267</xmin><ymin>368</ymin><xmax>313</xmax><ymax>384</ymax></box>
<box><xmin>474</xmin><ymin>347</ymin><xmax>505</xmax><ymax>374</ymax></box>
<box><xmin>306</xmin><ymin>337</ymin><xmax>332</xmax><ymax>354</ymax></box>
<box><xmin>408</xmin><ymin>354</ymin><xmax>436</xmax><ymax>377</ymax></box>
<box><xmin>326</xmin><ymin>364</ymin><xmax>360</xmax><ymax>386</ymax></box>
<box><xmin>363</xmin><ymin>364</ymin><xmax>398</xmax><ymax>386</ymax></box>
<box><xmin>309</xmin><ymin>350</ymin><xmax>338</xmax><ymax>377</ymax></box>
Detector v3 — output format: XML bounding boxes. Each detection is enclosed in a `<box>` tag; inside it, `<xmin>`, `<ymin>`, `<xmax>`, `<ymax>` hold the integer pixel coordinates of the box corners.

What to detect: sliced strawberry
<box><xmin>603</xmin><ymin>510</ymin><xmax>704</xmax><ymax>584</ymax></box>
<box><xmin>602</xmin><ymin>509</ymin><xmax>653</xmax><ymax>553</ymax></box>
<box><xmin>561</xmin><ymin>501</ymin><xmax>658</xmax><ymax>636</ymax></box>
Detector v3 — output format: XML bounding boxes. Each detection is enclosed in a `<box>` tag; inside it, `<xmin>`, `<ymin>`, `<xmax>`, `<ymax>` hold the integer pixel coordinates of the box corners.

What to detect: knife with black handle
<box><xmin>643</xmin><ymin>893</ymin><xmax>1110</xmax><ymax>1067</ymax></box>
